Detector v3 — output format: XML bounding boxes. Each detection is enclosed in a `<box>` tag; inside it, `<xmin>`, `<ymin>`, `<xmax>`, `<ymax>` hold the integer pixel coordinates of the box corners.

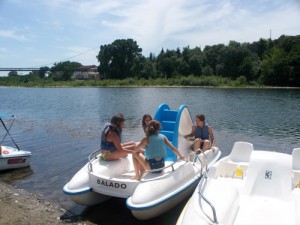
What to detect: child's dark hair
<box><xmin>110</xmin><ymin>114</ymin><xmax>125</xmax><ymax>134</ymax></box>
<box><xmin>111</xmin><ymin>113</ymin><xmax>125</xmax><ymax>126</ymax></box>
<box><xmin>146</xmin><ymin>120</ymin><xmax>160</xmax><ymax>136</ymax></box>
<box><xmin>196</xmin><ymin>114</ymin><xmax>205</xmax><ymax>122</ymax></box>
<box><xmin>142</xmin><ymin>114</ymin><xmax>152</xmax><ymax>131</ymax></box>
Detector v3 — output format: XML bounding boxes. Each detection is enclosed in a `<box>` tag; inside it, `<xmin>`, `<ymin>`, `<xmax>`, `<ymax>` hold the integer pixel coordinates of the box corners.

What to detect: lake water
<box><xmin>0</xmin><ymin>87</ymin><xmax>300</xmax><ymax>224</ymax></box>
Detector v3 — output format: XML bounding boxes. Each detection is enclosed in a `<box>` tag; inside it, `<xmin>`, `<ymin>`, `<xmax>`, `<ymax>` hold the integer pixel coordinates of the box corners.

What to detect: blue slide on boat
<box><xmin>154</xmin><ymin>103</ymin><xmax>193</xmax><ymax>162</ymax></box>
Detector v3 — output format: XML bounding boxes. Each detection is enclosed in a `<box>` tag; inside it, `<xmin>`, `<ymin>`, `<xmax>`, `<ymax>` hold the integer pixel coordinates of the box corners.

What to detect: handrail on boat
<box><xmin>88</xmin><ymin>149</ymin><xmax>102</xmax><ymax>172</ymax></box>
<box><xmin>189</xmin><ymin>148</ymin><xmax>210</xmax><ymax>174</ymax></box>
<box><xmin>198</xmin><ymin>171</ymin><xmax>218</xmax><ymax>224</ymax></box>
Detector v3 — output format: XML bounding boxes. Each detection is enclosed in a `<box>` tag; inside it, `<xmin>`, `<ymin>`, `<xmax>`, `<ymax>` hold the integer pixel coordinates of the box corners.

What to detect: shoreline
<box><xmin>0</xmin><ymin>181</ymin><xmax>80</xmax><ymax>225</ymax></box>
<box><xmin>0</xmin><ymin>85</ymin><xmax>299</xmax><ymax>89</ymax></box>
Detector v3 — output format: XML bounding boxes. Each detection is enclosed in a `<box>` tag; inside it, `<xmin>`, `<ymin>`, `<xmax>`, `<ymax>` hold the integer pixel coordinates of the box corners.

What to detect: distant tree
<box><xmin>156</xmin><ymin>49</ymin><xmax>178</xmax><ymax>78</ymax></box>
<box><xmin>247</xmin><ymin>38</ymin><xmax>271</xmax><ymax>59</ymax></box>
<box><xmin>20</xmin><ymin>72</ymin><xmax>40</xmax><ymax>83</ymax></box>
<box><xmin>50</xmin><ymin>61</ymin><xmax>81</xmax><ymax>81</ymax></box>
<box><xmin>203</xmin><ymin>44</ymin><xmax>225</xmax><ymax>75</ymax></box>
<box><xmin>176</xmin><ymin>57</ymin><xmax>190</xmax><ymax>76</ymax></box>
<box><xmin>132</xmin><ymin>56</ymin><xmax>158</xmax><ymax>79</ymax></box>
<box><xmin>260</xmin><ymin>35</ymin><xmax>300</xmax><ymax>86</ymax></box>
<box><xmin>38</xmin><ymin>66</ymin><xmax>49</xmax><ymax>79</ymax></box>
<box><xmin>214</xmin><ymin>41</ymin><xmax>260</xmax><ymax>81</ymax></box>
<box><xmin>175</xmin><ymin>47</ymin><xmax>181</xmax><ymax>57</ymax></box>
<box><xmin>287</xmin><ymin>43</ymin><xmax>300</xmax><ymax>86</ymax></box>
<box><xmin>188</xmin><ymin>47</ymin><xmax>204</xmax><ymax>76</ymax></box>
<box><xmin>8</xmin><ymin>71</ymin><xmax>18</xmax><ymax>77</ymax></box>
<box><xmin>131</xmin><ymin>56</ymin><xmax>146</xmax><ymax>78</ymax></box>
<box><xmin>202</xmin><ymin>65</ymin><xmax>214</xmax><ymax>76</ymax></box>
<box><xmin>159</xmin><ymin>57</ymin><xmax>174</xmax><ymax>78</ymax></box>
<box><xmin>260</xmin><ymin>47</ymin><xmax>288</xmax><ymax>85</ymax></box>
<box><xmin>97</xmin><ymin>39</ymin><xmax>143</xmax><ymax>79</ymax></box>
<box><xmin>239</xmin><ymin>55</ymin><xmax>261</xmax><ymax>81</ymax></box>
<box><xmin>274</xmin><ymin>35</ymin><xmax>300</xmax><ymax>52</ymax></box>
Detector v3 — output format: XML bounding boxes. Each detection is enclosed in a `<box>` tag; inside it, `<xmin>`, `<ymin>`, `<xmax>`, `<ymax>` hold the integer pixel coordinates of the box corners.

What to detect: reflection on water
<box><xmin>0</xmin><ymin>166</ymin><xmax>33</xmax><ymax>183</ymax></box>
<box><xmin>0</xmin><ymin>87</ymin><xmax>299</xmax><ymax>224</ymax></box>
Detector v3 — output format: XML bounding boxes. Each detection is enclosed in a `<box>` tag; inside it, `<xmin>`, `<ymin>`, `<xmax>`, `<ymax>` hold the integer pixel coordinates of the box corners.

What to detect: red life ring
<box><xmin>3</xmin><ymin>150</ymin><xmax>9</xmax><ymax>154</ymax></box>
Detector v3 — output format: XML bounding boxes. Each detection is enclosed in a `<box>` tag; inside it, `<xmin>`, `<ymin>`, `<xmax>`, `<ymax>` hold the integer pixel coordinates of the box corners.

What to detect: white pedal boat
<box><xmin>177</xmin><ymin>141</ymin><xmax>300</xmax><ymax>225</ymax></box>
<box><xmin>63</xmin><ymin>104</ymin><xmax>221</xmax><ymax>220</ymax></box>
<box><xmin>0</xmin><ymin>114</ymin><xmax>31</xmax><ymax>171</ymax></box>
<box><xmin>0</xmin><ymin>145</ymin><xmax>31</xmax><ymax>171</ymax></box>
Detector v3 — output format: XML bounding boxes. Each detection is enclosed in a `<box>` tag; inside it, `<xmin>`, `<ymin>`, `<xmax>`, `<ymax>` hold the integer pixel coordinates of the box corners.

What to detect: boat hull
<box><xmin>63</xmin><ymin>183</ymin><xmax>110</xmax><ymax>206</ymax></box>
<box><xmin>127</xmin><ymin>173</ymin><xmax>201</xmax><ymax>220</ymax></box>
<box><xmin>88</xmin><ymin>156</ymin><xmax>140</xmax><ymax>198</ymax></box>
<box><xmin>0</xmin><ymin>146</ymin><xmax>31</xmax><ymax>171</ymax></box>
<box><xmin>126</xmin><ymin>147</ymin><xmax>221</xmax><ymax>220</ymax></box>
<box><xmin>63</xmin><ymin>163</ymin><xmax>112</xmax><ymax>206</ymax></box>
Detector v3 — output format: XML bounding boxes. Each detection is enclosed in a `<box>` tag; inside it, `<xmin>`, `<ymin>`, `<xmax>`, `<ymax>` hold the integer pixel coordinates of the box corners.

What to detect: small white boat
<box><xmin>177</xmin><ymin>141</ymin><xmax>300</xmax><ymax>225</ymax></box>
<box><xmin>63</xmin><ymin>104</ymin><xmax>221</xmax><ymax>220</ymax></box>
<box><xmin>0</xmin><ymin>114</ymin><xmax>31</xmax><ymax>171</ymax></box>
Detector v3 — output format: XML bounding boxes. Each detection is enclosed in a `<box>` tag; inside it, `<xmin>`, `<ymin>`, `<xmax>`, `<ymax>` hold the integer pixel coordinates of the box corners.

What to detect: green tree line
<box><xmin>1</xmin><ymin>35</ymin><xmax>300</xmax><ymax>87</ymax></box>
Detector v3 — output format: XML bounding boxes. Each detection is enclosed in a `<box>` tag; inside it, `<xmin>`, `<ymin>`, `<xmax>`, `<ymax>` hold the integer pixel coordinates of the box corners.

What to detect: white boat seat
<box><xmin>293</xmin><ymin>172</ymin><xmax>300</xmax><ymax>188</ymax></box>
<box><xmin>293</xmin><ymin>148</ymin><xmax>300</xmax><ymax>170</ymax></box>
<box><xmin>228</xmin><ymin>141</ymin><xmax>253</xmax><ymax>163</ymax></box>
<box><xmin>209</xmin><ymin>161</ymin><xmax>248</xmax><ymax>179</ymax></box>
<box><xmin>292</xmin><ymin>148</ymin><xmax>300</xmax><ymax>187</ymax></box>
<box><xmin>209</xmin><ymin>142</ymin><xmax>253</xmax><ymax>179</ymax></box>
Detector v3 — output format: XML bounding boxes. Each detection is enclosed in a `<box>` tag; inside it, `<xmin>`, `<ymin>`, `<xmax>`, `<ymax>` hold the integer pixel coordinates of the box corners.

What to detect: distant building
<box><xmin>72</xmin><ymin>65</ymin><xmax>101</xmax><ymax>80</ymax></box>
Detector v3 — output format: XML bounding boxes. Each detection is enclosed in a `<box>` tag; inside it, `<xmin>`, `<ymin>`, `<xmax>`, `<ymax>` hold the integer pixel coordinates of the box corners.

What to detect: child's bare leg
<box><xmin>202</xmin><ymin>140</ymin><xmax>211</xmax><ymax>152</ymax></box>
<box><xmin>193</xmin><ymin>138</ymin><xmax>201</xmax><ymax>154</ymax></box>
<box><xmin>122</xmin><ymin>141</ymin><xmax>136</xmax><ymax>151</ymax></box>
<box><xmin>131</xmin><ymin>152</ymin><xmax>141</xmax><ymax>180</ymax></box>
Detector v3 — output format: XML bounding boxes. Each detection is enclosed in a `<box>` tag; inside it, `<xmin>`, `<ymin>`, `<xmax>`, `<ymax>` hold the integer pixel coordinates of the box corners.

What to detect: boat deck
<box><xmin>233</xmin><ymin>195</ymin><xmax>296</xmax><ymax>225</ymax></box>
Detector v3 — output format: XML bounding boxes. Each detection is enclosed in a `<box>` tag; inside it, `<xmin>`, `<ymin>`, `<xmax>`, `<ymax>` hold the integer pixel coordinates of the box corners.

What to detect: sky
<box><xmin>0</xmin><ymin>0</ymin><xmax>300</xmax><ymax>75</ymax></box>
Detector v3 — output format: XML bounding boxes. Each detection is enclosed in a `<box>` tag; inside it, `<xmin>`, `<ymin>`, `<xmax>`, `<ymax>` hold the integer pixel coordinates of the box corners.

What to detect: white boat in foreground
<box><xmin>63</xmin><ymin>104</ymin><xmax>221</xmax><ymax>220</ymax></box>
<box><xmin>0</xmin><ymin>114</ymin><xmax>31</xmax><ymax>171</ymax></box>
<box><xmin>177</xmin><ymin>141</ymin><xmax>300</xmax><ymax>225</ymax></box>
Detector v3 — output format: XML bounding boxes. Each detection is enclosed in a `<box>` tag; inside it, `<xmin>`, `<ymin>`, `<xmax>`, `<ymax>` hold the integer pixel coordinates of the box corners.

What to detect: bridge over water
<box><xmin>0</xmin><ymin>68</ymin><xmax>92</xmax><ymax>72</ymax></box>
<box><xmin>0</xmin><ymin>68</ymin><xmax>40</xmax><ymax>71</ymax></box>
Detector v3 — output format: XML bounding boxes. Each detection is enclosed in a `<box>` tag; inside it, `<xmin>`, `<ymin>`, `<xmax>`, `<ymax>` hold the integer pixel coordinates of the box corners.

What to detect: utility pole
<box><xmin>270</xmin><ymin>29</ymin><xmax>272</xmax><ymax>40</ymax></box>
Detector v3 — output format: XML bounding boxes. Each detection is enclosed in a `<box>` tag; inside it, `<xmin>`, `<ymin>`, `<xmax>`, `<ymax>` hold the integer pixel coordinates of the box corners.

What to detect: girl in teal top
<box><xmin>131</xmin><ymin>120</ymin><xmax>185</xmax><ymax>180</ymax></box>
